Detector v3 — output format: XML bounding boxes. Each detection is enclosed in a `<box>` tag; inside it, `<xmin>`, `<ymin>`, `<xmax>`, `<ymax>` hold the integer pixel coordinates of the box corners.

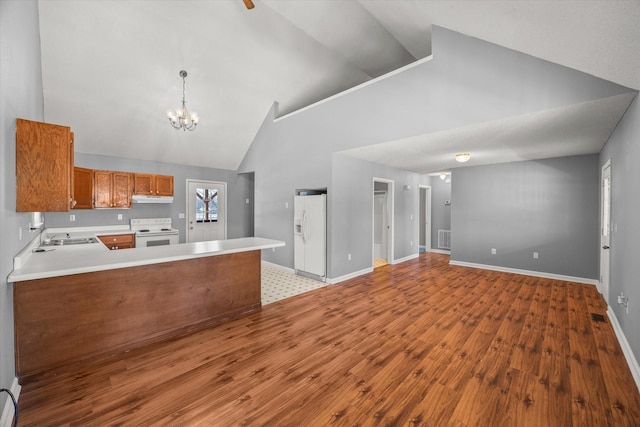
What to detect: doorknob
<box><xmin>603</xmin><ymin>245</ymin><xmax>610</xmax><ymax>249</ymax></box>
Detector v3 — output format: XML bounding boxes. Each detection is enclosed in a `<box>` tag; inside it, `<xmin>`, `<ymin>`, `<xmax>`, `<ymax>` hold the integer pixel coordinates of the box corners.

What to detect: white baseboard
<box><xmin>327</xmin><ymin>267</ymin><xmax>373</xmax><ymax>285</ymax></box>
<box><xmin>607</xmin><ymin>306</ymin><xmax>640</xmax><ymax>393</ymax></box>
<box><xmin>427</xmin><ymin>249</ymin><xmax>451</xmax><ymax>255</ymax></box>
<box><xmin>392</xmin><ymin>253</ymin><xmax>419</xmax><ymax>264</ymax></box>
<box><xmin>448</xmin><ymin>260</ymin><xmax>599</xmax><ymax>286</ymax></box>
<box><xmin>0</xmin><ymin>377</ymin><xmax>20</xmax><ymax>427</ymax></box>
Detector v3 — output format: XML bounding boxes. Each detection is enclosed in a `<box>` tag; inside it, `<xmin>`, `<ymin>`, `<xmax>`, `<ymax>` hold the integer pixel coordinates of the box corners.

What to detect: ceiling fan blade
<box><xmin>242</xmin><ymin>0</ymin><xmax>255</xmax><ymax>9</ymax></box>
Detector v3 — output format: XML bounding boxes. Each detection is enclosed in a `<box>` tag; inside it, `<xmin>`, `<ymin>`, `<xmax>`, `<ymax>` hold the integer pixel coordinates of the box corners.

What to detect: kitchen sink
<box><xmin>41</xmin><ymin>237</ymin><xmax>100</xmax><ymax>246</ymax></box>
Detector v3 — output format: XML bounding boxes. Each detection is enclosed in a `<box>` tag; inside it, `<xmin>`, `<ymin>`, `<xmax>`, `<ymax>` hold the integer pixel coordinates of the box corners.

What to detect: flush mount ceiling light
<box><xmin>166</xmin><ymin>70</ymin><xmax>199</xmax><ymax>131</ymax></box>
<box><xmin>455</xmin><ymin>152</ymin><xmax>471</xmax><ymax>163</ymax></box>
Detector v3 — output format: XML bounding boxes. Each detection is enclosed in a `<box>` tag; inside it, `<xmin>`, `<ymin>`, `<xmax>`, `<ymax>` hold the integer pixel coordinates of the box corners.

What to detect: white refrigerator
<box><xmin>294</xmin><ymin>194</ymin><xmax>326</xmax><ymax>279</ymax></box>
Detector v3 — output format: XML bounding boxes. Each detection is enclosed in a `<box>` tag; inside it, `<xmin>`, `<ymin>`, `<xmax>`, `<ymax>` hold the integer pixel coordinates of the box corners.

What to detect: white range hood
<box><xmin>131</xmin><ymin>195</ymin><xmax>174</xmax><ymax>204</ymax></box>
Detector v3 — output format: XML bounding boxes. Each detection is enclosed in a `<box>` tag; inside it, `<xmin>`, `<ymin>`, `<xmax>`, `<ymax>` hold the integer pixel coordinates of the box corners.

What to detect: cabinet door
<box><xmin>93</xmin><ymin>171</ymin><xmax>113</xmax><ymax>208</ymax></box>
<box><xmin>134</xmin><ymin>174</ymin><xmax>154</xmax><ymax>195</ymax></box>
<box><xmin>155</xmin><ymin>175</ymin><xmax>174</xmax><ymax>196</ymax></box>
<box><xmin>98</xmin><ymin>233</ymin><xmax>134</xmax><ymax>250</ymax></box>
<box><xmin>73</xmin><ymin>167</ymin><xmax>94</xmax><ymax>209</ymax></box>
<box><xmin>16</xmin><ymin>118</ymin><xmax>73</xmax><ymax>212</ymax></box>
<box><xmin>112</xmin><ymin>172</ymin><xmax>132</xmax><ymax>208</ymax></box>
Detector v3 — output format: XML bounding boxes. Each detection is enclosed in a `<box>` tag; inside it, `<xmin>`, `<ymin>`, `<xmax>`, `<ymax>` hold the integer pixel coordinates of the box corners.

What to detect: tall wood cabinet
<box><xmin>94</xmin><ymin>170</ymin><xmax>132</xmax><ymax>208</ymax></box>
<box><xmin>134</xmin><ymin>174</ymin><xmax>174</xmax><ymax>197</ymax></box>
<box><xmin>16</xmin><ymin>118</ymin><xmax>74</xmax><ymax>212</ymax></box>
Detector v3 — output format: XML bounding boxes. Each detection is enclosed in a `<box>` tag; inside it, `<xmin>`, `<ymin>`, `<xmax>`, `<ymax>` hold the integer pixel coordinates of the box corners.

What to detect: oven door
<box><xmin>135</xmin><ymin>233</ymin><xmax>179</xmax><ymax>248</ymax></box>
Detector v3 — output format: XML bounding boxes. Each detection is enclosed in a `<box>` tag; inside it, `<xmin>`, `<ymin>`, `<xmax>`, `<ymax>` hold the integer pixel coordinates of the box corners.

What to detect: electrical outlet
<box><xmin>117</xmin><ymin>214</ymin><xmax>123</xmax><ymax>220</ymax></box>
<box><xmin>491</xmin><ymin>248</ymin><xmax>497</xmax><ymax>255</ymax></box>
<box><xmin>410</xmin><ymin>240</ymin><xmax>413</xmax><ymax>247</ymax></box>
<box><xmin>179</xmin><ymin>213</ymin><xmax>185</xmax><ymax>219</ymax></box>
<box><xmin>69</xmin><ymin>214</ymin><xmax>76</xmax><ymax>222</ymax></box>
<box><xmin>285</xmin><ymin>202</ymin><xmax>289</xmax><ymax>209</ymax></box>
<box><xmin>618</xmin><ymin>292</ymin><xmax>630</xmax><ymax>314</ymax></box>
<box><xmin>246</xmin><ymin>198</ymin><xmax>250</xmax><ymax>204</ymax></box>
<box><xmin>348</xmin><ymin>253</ymin><xmax>351</xmax><ymax>261</ymax></box>
<box><xmin>533</xmin><ymin>252</ymin><xmax>539</xmax><ymax>259</ymax></box>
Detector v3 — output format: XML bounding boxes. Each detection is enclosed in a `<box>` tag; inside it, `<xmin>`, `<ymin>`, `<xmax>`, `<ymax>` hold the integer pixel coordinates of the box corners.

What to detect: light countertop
<box><xmin>9</xmin><ymin>228</ymin><xmax>284</xmax><ymax>282</ymax></box>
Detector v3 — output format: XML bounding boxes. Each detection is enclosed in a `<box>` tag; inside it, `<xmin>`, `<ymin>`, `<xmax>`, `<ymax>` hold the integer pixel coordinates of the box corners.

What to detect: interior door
<box><xmin>374</xmin><ymin>192</ymin><xmax>388</xmax><ymax>261</ymax></box>
<box><xmin>600</xmin><ymin>161</ymin><xmax>611</xmax><ymax>303</ymax></box>
<box><xmin>187</xmin><ymin>180</ymin><xmax>226</xmax><ymax>243</ymax></box>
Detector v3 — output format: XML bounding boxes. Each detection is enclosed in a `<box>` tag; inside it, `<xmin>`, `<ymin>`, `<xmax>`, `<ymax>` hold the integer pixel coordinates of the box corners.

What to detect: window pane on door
<box><xmin>195</xmin><ymin>187</ymin><xmax>218</xmax><ymax>222</ymax></box>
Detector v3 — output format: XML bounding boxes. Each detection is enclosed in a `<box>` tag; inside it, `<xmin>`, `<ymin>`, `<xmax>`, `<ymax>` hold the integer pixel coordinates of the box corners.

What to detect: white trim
<box><xmin>419</xmin><ymin>185</ymin><xmax>432</xmax><ymax>252</ymax></box>
<box><xmin>600</xmin><ymin>159</ymin><xmax>612</xmax><ymax>304</ymax></box>
<box><xmin>449</xmin><ymin>260</ymin><xmax>599</xmax><ymax>286</ymax></box>
<box><xmin>392</xmin><ymin>253</ymin><xmax>419</xmax><ymax>265</ymax></box>
<box><xmin>428</xmin><ymin>249</ymin><xmax>451</xmax><ymax>255</ymax></box>
<box><xmin>607</xmin><ymin>306</ymin><xmax>640</xmax><ymax>393</ymax></box>
<box><xmin>372</xmin><ymin>178</ymin><xmax>395</xmax><ymax>267</ymax></box>
<box><xmin>327</xmin><ymin>267</ymin><xmax>373</xmax><ymax>285</ymax></box>
<box><xmin>261</xmin><ymin>260</ymin><xmax>294</xmax><ymax>274</ymax></box>
<box><xmin>275</xmin><ymin>55</ymin><xmax>433</xmax><ymax>122</ymax></box>
<box><xmin>0</xmin><ymin>377</ymin><xmax>20</xmax><ymax>427</ymax></box>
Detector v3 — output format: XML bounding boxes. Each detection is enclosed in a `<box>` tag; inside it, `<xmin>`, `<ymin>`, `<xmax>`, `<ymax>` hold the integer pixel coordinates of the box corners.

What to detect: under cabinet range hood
<box><xmin>131</xmin><ymin>195</ymin><xmax>174</xmax><ymax>204</ymax></box>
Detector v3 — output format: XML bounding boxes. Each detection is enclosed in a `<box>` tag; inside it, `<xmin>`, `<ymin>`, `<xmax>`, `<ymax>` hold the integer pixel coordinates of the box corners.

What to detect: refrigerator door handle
<box><xmin>302</xmin><ymin>210</ymin><xmax>307</xmax><ymax>243</ymax></box>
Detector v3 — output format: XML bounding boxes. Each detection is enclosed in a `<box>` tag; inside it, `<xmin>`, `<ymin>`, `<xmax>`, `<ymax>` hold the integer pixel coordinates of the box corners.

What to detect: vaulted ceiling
<box><xmin>37</xmin><ymin>1</ymin><xmax>640</xmax><ymax>172</ymax></box>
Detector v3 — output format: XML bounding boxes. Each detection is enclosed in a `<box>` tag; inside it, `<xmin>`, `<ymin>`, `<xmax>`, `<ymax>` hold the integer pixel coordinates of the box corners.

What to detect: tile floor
<box><xmin>261</xmin><ymin>262</ymin><xmax>330</xmax><ymax>304</ymax></box>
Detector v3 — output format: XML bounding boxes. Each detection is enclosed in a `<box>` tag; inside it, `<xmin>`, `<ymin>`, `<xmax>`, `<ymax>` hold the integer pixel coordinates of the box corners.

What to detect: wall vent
<box><xmin>438</xmin><ymin>230</ymin><xmax>451</xmax><ymax>250</ymax></box>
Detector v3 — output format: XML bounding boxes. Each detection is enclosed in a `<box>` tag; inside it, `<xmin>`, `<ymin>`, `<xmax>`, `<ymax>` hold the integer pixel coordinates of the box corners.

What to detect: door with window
<box><xmin>187</xmin><ymin>180</ymin><xmax>226</xmax><ymax>243</ymax></box>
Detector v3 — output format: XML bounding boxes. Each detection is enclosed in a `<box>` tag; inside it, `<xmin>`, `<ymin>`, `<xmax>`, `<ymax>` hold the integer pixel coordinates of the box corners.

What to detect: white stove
<box><xmin>131</xmin><ymin>218</ymin><xmax>179</xmax><ymax>247</ymax></box>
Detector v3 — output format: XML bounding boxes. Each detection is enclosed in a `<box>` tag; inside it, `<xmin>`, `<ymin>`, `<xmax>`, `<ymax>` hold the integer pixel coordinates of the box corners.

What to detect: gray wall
<box><xmin>0</xmin><ymin>0</ymin><xmax>44</xmax><ymax>406</ymax></box>
<box><xmin>450</xmin><ymin>155</ymin><xmax>600</xmax><ymax>279</ymax></box>
<box><xmin>239</xmin><ymin>26</ymin><xmax>624</xmax><ymax>279</ymax></box>
<box><xmin>45</xmin><ymin>153</ymin><xmax>254</xmax><ymax>241</ymax></box>
<box><xmin>431</xmin><ymin>176</ymin><xmax>452</xmax><ymax>250</ymax></box>
<box><xmin>600</xmin><ymin>95</ymin><xmax>640</xmax><ymax>365</ymax></box>
<box><xmin>330</xmin><ymin>154</ymin><xmax>426</xmax><ymax>278</ymax></box>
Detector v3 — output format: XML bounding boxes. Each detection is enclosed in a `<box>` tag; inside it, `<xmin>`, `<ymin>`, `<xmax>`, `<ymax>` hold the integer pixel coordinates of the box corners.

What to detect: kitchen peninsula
<box><xmin>9</xmin><ymin>235</ymin><xmax>284</xmax><ymax>382</ymax></box>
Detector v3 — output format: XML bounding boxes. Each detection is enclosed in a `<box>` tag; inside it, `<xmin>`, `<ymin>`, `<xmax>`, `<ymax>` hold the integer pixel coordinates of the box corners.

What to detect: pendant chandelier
<box><xmin>166</xmin><ymin>70</ymin><xmax>199</xmax><ymax>131</ymax></box>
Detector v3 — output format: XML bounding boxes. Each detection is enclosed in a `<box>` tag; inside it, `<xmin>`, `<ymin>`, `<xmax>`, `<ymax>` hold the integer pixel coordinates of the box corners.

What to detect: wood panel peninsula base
<box><xmin>14</xmin><ymin>250</ymin><xmax>262</xmax><ymax>383</ymax></box>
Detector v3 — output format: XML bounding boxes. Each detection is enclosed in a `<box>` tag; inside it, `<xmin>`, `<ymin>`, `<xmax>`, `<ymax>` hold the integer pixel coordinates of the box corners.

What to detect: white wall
<box><xmin>0</xmin><ymin>0</ymin><xmax>44</xmax><ymax>411</ymax></box>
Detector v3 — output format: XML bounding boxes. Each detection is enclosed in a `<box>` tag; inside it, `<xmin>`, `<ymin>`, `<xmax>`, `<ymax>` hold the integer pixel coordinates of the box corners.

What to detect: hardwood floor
<box><xmin>18</xmin><ymin>253</ymin><xmax>640</xmax><ymax>426</ymax></box>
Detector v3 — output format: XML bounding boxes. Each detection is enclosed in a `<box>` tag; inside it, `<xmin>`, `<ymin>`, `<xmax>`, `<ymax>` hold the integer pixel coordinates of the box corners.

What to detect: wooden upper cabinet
<box><xmin>73</xmin><ymin>167</ymin><xmax>94</xmax><ymax>209</ymax></box>
<box><xmin>16</xmin><ymin>118</ymin><xmax>74</xmax><ymax>212</ymax></box>
<box><xmin>155</xmin><ymin>175</ymin><xmax>174</xmax><ymax>196</ymax></box>
<box><xmin>134</xmin><ymin>174</ymin><xmax>174</xmax><ymax>196</ymax></box>
<box><xmin>94</xmin><ymin>170</ymin><xmax>132</xmax><ymax>208</ymax></box>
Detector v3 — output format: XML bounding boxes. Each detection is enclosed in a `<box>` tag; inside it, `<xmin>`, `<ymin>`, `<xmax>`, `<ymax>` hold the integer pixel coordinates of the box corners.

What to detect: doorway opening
<box><xmin>186</xmin><ymin>179</ymin><xmax>227</xmax><ymax>243</ymax></box>
<box><xmin>373</xmin><ymin>178</ymin><xmax>394</xmax><ymax>268</ymax></box>
<box><xmin>419</xmin><ymin>185</ymin><xmax>432</xmax><ymax>254</ymax></box>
